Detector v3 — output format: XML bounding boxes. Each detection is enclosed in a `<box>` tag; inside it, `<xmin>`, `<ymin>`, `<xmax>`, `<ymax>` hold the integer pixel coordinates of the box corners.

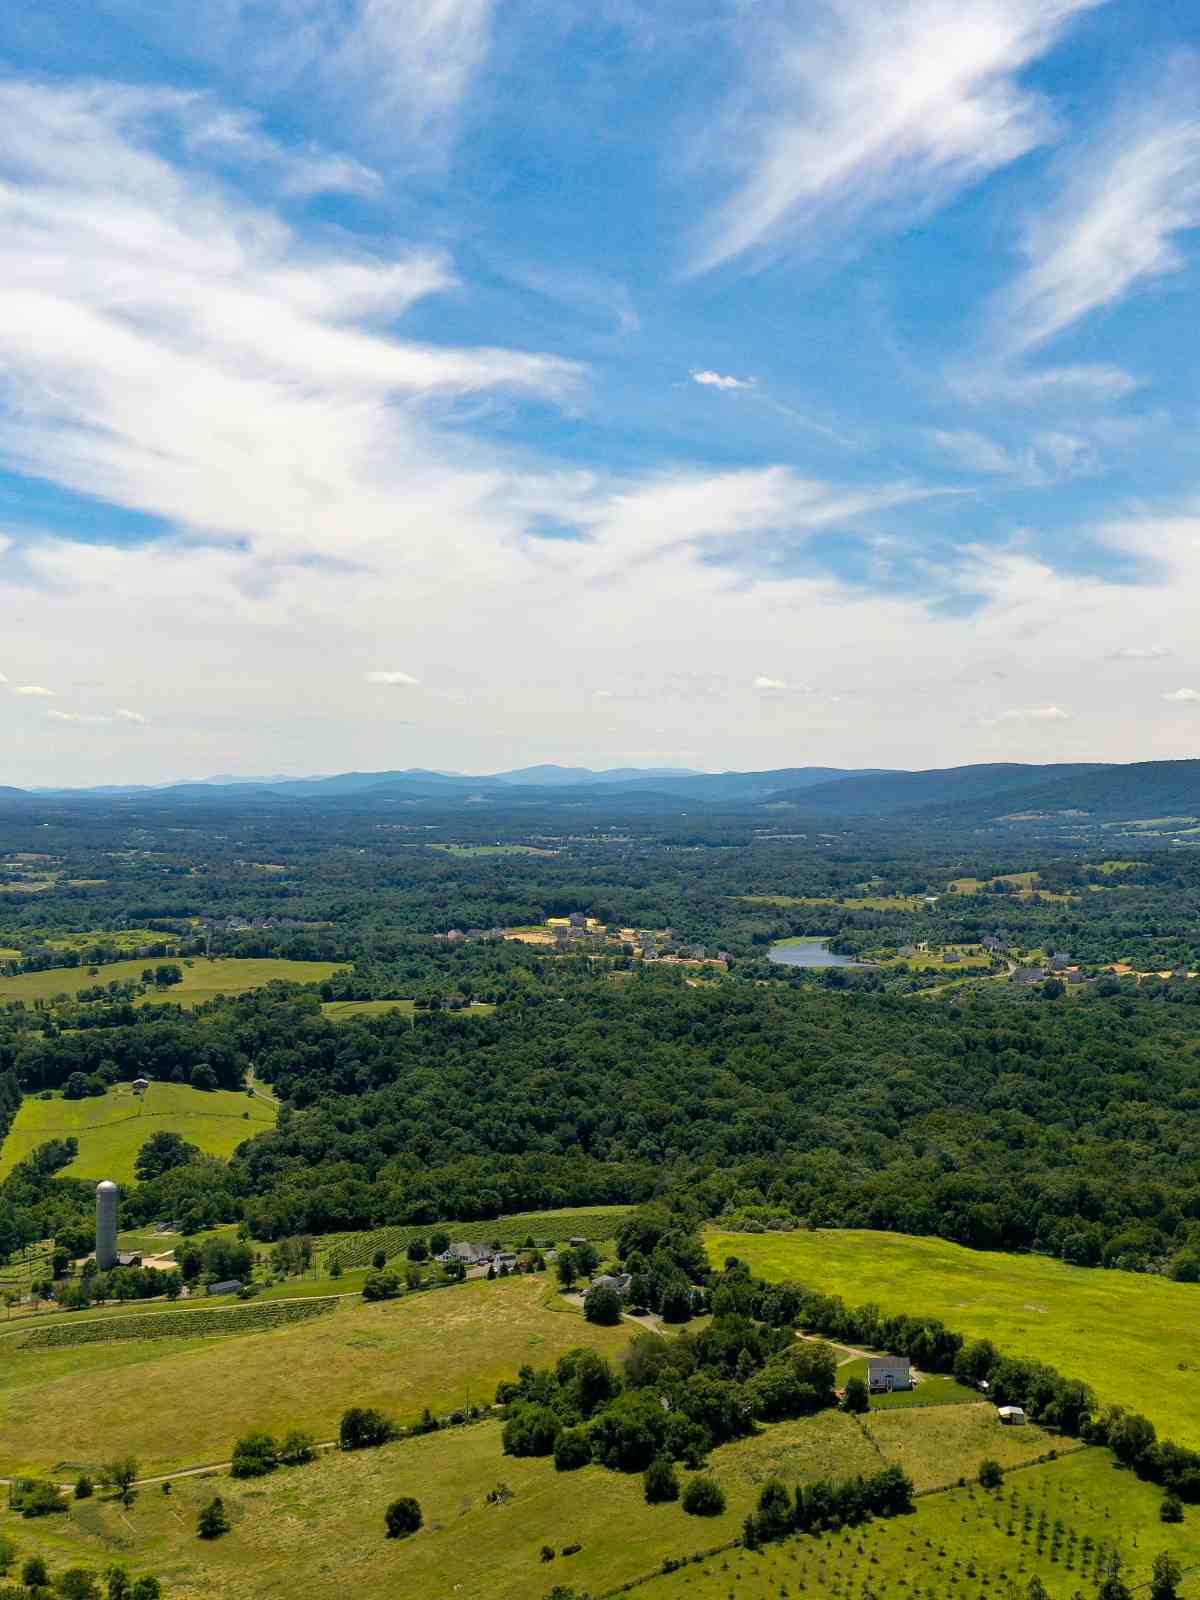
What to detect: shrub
<box><xmin>540</xmin><ymin>1545</ymin><xmax>556</xmax><ymax>1562</ymax></box>
<box><xmin>362</xmin><ymin>1270</ymin><xmax>401</xmax><ymax>1301</ymax></box>
<box><xmin>384</xmin><ymin>1497</ymin><xmax>423</xmax><ymax>1538</ymax></box>
<box><xmin>339</xmin><ymin>1406</ymin><xmax>398</xmax><ymax>1451</ymax></box>
<box><xmin>279</xmin><ymin>1429</ymin><xmax>316</xmax><ymax>1465</ymax></box>
<box><xmin>197</xmin><ymin>1496</ymin><xmax>230</xmax><ymax>1539</ymax></box>
<box><xmin>842</xmin><ymin>1376</ymin><xmax>869</xmax><ymax>1414</ymax></box>
<box><xmin>231</xmin><ymin>1429</ymin><xmax>279</xmax><ymax>1478</ymax></box>
<box><xmin>554</xmin><ymin>1428</ymin><xmax>593</xmax><ymax>1472</ymax></box>
<box><xmin>644</xmin><ymin>1457</ymin><xmax>680</xmax><ymax>1504</ymax></box>
<box><xmin>74</xmin><ymin>1474</ymin><xmax>94</xmax><ymax>1499</ymax></box>
<box><xmin>22</xmin><ymin>1557</ymin><xmax>50</xmax><ymax>1588</ymax></box>
<box><xmin>979</xmin><ymin>1458</ymin><xmax>1004</xmax><ymax>1489</ymax></box>
<box><xmin>682</xmin><ymin>1476</ymin><xmax>726</xmax><ymax>1517</ymax></box>
<box><xmin>1161</xmin><ymin>1493</ymin><xmax>1184</xmax><ymax>1524</ymax></box>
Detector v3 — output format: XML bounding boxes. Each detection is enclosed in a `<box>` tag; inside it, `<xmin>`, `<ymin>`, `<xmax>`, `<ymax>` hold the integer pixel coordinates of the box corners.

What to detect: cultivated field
<box><xmin>708</xmin><ymin>1229</ymin><xmax>1200</xmax><ymax>1445</ymax></box>
<box><xmin>0</xmin><ymin>1081</ymin><xmax>276</xmax><ymax>1182</ymax></box>
<box><xmin>0</xmin><ymin>955</ymin><xmax>344</xmax><ymax>1007</ymax></box>
<box><xmin>0</xmin><ymin>1275</ymin><xmax>633</xmax><ymax>1477</ymax></box>
<box><xmin>636</xmin><ymin>1449</ymin><xmax>1200</xmax><ymax>1600</ymax></box>
<box><xmin>1</xmin><ymin>1390</ymin><xmax>1069</xmax><ymax>1600</ymax></box>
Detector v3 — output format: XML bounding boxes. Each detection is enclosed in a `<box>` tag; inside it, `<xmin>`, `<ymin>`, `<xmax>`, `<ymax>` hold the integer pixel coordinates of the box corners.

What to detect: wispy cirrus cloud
<box><xmin>691</xmin><ymin>0</ymin><xmax>1100</xmax><ymax>273</ymax></box>
<box><xmin>1109</xmin><ymin>645</ymin><xmax>1171</xmax><ymax>661</ymax></box>
<box><xmin>365</xmin><ymin>670</ymin><xmax>420</xmax><ymax>685</ymax></box>
<box><xmin>1163</xmin><ymin>687</ymin><xmax>1200</xmax><ymax>704</ymax></box>
<box><xmin>1001</xmin><ymin>66</ymin><xmax>1200</xmax><ymax>353</ymax></box>
<box><xmin>14</xmin><ymin>685</ymin><xmax>55</xmax><ymax>697</ymax></box>
<box><xmin>992</xmin><ymin>705</ymin><xmax>1072</xmax><ymax>722</ymax></box>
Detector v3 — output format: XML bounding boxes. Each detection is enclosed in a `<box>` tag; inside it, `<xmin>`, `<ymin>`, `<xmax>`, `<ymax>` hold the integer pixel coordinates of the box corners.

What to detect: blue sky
<box><xmin>1</xmin><ymin>0</ymin><xmax>1199</xmax><ymax>783</ymax></box>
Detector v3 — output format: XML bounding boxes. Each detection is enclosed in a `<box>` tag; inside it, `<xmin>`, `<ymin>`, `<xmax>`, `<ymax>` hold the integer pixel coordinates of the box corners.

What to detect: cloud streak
<box><xmin>692</xmin><ymin>0</ymin><xmax>1100</xmax><ymax>272</ymax></box>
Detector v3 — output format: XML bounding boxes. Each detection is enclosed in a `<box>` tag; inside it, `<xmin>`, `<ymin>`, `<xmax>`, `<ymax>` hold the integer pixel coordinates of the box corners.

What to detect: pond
<box><xmin>767</xmin><ymin>938</ymin><xmax>869</xmax><ymax>969</ymax></box>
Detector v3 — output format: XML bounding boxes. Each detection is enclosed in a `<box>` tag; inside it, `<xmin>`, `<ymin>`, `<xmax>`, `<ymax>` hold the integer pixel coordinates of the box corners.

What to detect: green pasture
<box><xmin>0</xmin><ymin>955</ymin><xmax>344</xmax><ymax>1008</ymax></box>
<box><xmin>318</xmin><ymin>1204</ymin><xmax>634</xmax><ymax>1269</ymax></box>
<box><xmin>707</xmin><ymin>1228</ymin><xmax>1200</xmax><ymax>1446</ymax></box>
<box><xmin>320</xmin><ymin>998</ymin><xmax>416</xmax><ymax>1021</ymax></box>
<box><xmin>0</xmin><ymin>1081</ymin><xmax>276</xmax><ymax>1183</ymax></box>
<box><xmin>1</xmin><ymin>1389</ymin><xmax>1072</xmax><ymax>1600</ymax></box>
<box><xmin>0</xmin><ymin>1275</ymin><xmax>633</xmax><ymax>1478</ymax></box>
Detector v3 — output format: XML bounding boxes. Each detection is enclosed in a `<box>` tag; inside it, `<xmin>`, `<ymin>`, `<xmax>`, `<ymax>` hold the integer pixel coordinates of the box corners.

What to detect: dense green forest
<box><xmin>3</xmin><ymin>789</ymin><xmax>1200</xmax><ymax>1289</ymax></box>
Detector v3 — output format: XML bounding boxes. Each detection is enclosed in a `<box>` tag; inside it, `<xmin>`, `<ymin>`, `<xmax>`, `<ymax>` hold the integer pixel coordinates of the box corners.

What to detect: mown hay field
<box><xmin>707</xmin><ymin>1229</ymin><xmax>1200</xmax><ymax>1445</ymax></box>
<box><xmin>0</xmin><ymin>1081</ymin><xmax>276</xmax><ymax>1182</ymax></box>
<box><xmin>0</xmin><ymin>955</ymin><xmax>344</xmax><ymax>1007</ymax></box>
<box><xmin>0</xmin><ymin>1275</ymin><xmax>633</xmax><ymax>1478</ymax></box>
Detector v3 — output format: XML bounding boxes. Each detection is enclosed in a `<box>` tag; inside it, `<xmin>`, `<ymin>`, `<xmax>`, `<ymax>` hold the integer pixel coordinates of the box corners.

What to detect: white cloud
<box><xmin>926</xmin><ymin>429</ymin><xmax>1018</xmax><ymax>476</ymax></box>
<box><xmin>954</xmin><ymin>364</ymin><xmax>1143</xmax><ymax>406</ymax></box>
<box><xmin>753</xmin><ymin>674</ymin><xmax>788</xmax><ymax>690</ymax></box>
<box><xmin>1109</xmin><ymin>645</ymin><xmax>1171</xmax><ymax>661</ymax></box>
<box><xmin>593</xmin><ymin>689</ymin><xmax>614</xmax><ymax>699</ymax></box>
<box><xmin>1163</xmin><ymin>688</ymin><xmax>1200</xmax><ymax>703</ymax></box>
<box><xmin>1002</xmin><ymin>76</ymin><xmax>1200</xmax><ymax>352</ymax></box>
<box><xmin>115</xmin><ymin>708</ymin><xmax>147</xmax><ymax>723</ymax></box>
<box><xmin>692</xmin><ymin>0</ymin><xmax>1100</xmax><ymax>272</ymax></box>
<box><xmin>691</xmin><ymin>370</ymin><xmax>754</xmax><ymax>391</ymax></box>
<box><xmin>993</xmin><ymin>705</ymin><xmax>1072</xmax><ymax>722</ymax></box>
<box><xmin>48</xmin><ymin>710</ymin><xmax>111</xmax><ymax>724</ymax></box>
<box><xmin>15</xmin><ymin>685</ymin><xmax>56</xmax><ymax>697</ymax></box>
<box><xmin>365</xmin><ymin>670</ymin><xmax>420</xmax><ymax>686</ymax></box>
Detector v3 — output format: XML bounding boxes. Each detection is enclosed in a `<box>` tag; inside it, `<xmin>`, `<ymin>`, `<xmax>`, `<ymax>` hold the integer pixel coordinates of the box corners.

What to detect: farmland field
<box><xmin>319</xmin><ymin>1204</ymin><xmax>634</xmax><ymax>1269</ymax></box>
<box><xmin>708</xmin><ymin>1229</ymin><xmax>1200</xmax><ymax>1445</ymax></box>
<box><xmin>0</xmin><ymin>954</ymin><xmax>345</xmax><ymax>1007</ymax></box>
<box><xmin>636</xmin><ymin>1449</ymin><xmax>1200</xmax><ymax>1600</ymax></box>
<box><xmin>0</xmin><ymin>1081</ymin><xmax>276</xmax><ymax>1182</ymax></box>
<box><xmin>0</xmin><ymin>1274</ymin><xmax>633</xmax><ymax>1477</ymax></box>
<box><xmin>319</xmin><ymin>998</ymin><xmax>416</xmax><ymax>1021</ymax></box>
<box><xmin>0</xmin><ymin>1396</ymin><xmax>1082</xmax><ymax>1600</ymax></box>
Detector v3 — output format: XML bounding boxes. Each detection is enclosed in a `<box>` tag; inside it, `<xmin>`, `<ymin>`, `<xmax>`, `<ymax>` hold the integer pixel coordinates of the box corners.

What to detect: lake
<box><xmin>767</xmin><ymin>938</ymin><xmax>869</xmax><ymax>969</ymax></box>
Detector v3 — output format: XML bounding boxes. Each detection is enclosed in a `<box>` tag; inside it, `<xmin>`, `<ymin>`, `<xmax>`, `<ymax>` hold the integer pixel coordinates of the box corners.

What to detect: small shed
<box><xmin>131</xmin><ymin>1078</ymin><xmax>151</xmax><ymax>1093</ymax></box>
<box><xmin>114</xmin><ymin>1250</ymin><xmax>143</xmax><ymax>1269</ymax></box>
<box><xmin>868</xmin><ymin>1357</ymin><xmax>913</xmax><ymax>1393</ymax></box>
<box><xmin>998</xmin><ymin>1405</ymin><xmax>1026</xmax><ymax>1426</ymax></box>
<box><xmin>207</xmin><ymin>1278</ymin><xmax>244</xmax><ymax>1296</ymax></box>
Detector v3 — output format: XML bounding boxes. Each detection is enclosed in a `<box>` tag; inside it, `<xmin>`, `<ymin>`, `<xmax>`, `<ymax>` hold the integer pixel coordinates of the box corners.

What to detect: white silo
<box><xmin>96</xmin><ymin>1180</ymin><xmax>119</xmax><ymax>1270</ymax></box>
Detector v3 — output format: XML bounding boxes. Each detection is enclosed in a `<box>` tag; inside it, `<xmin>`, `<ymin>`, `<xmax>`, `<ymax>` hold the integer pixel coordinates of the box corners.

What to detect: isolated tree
<box><xmin>75</xmin><ymin>1474</ymin><xmax>95</xmax><ymax>1499</ymax></box>
<box><xmin>21</xmin><ymin>1556</ymin><xmax>50</xmax><ymax>1589</ymax></box>
<box><xmin>1097</xmin><ymin>1552</ymin><xmax>1133</xmax><ymax>1600</ymax></box>
<box><xmin>384</xmin><ymin>1497</ymin><xmax>423</xmax><ymax>1538</ymax></box>
<box><xmin>339</xmin><ymin>1406</ymin><xmax>397</xmax><ymax>1450</ymax></box>
<box><xmin>583</xmin><ymin>1283</ymin><xmax>622</xmax><ymax>1325</ymax></box>
<box><xmin>1161</xmin><ymin>1493</ymin><xmax>1184</xmax><ymax>1524</ymax></box>
<box><xmin>130</xmin><ymin>1580</ymin><xmax>161</xmax><ymax>1600</ymax></box>
<box><xmin>406</xmin><ymin>1238</ymin><xmax>428</xmax><ymax>1263</ymax></box>
<box><xmin>372</xmin><ymin>1249</ymin><xmax>387</xmax><ymax>1270</ymax></box>
<box><xmin>978</xmin><ymin>1458</ymin><xmax>1004</xmax><ymax>1489</ymax></box>
<box><xmin>197</xmin><ymin>1496</ymin><xmax>230</xmax><ymax>1539</ymax></box>
<box><xmin>58</xmin><ymin>1570</ymin><xmax>101</xmax><ymax>1600</ymax></box>
<box><xmin>556</xmin><ymin>1251</ymin><xmax>578</xmax><ymax>1290</ymax></box>
<box><xmin>104</xmin><ymin>1457</ymin><xmax>140</xmax><ymax>1506</ymax></box>
<box><xmin>682</xmin><ymin>1475</ymin><xmax>726</xmax><ymax>1517</ymax></box>
<box><xmin>573</xmin><ymin>1242</ymin><xmax>601</xmax><ymax>1277</ymax></box>
<box><xmin>1150</xmin><ymin>1551</ymin><xmax>1183</xmax><ymax>1600</ymax></box>
<box><xmin>643</xmin><ymin>1457</ymin><xmax>680</xmax><ymax>1504</ymax></box>
<box><xmin>104</xmin><ymin>1567</ymin><xmax>131</xmax><ymax>1600</ymax></box>
<box><xmin>279</xmin><ymin>1429</ymin><xmax>316</xmax><ymax>1465</ymax></box>
<box><xmin>430</xmin><ymin>1231</ymin><xmax>450</xmax><ymax>1256</ymax></box>
<box><xmin>231</xmin><ymin>1430</ymin><xmax>279</xmax><ymax>1478</ymax></box>
<box><xmin>842</xmin><ymin>1376</ymin><xmax>870</xmax><ymax>1414</ymax></box>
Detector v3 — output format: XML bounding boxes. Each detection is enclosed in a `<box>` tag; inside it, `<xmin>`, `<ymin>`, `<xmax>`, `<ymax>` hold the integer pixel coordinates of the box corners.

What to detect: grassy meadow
<box><xmin>0</xmin><ymin>1081</ymin><xmax>276</xmax><ymax>1183</ymax></box>
<box><xmin>0</xmin><ymin>1275</ymin><xmax>633</xmax><ymax>1478</ymax></box>
<box><xmin>1</xmin><ymin>1395</ymin><xmax>1071</xmax><ymax>1600</ymax></box>
<box><xmin>707</xmin><ymin>1229</ymin><xmax>1200</xmax><ymax>1445</ymax></box>
<box><xmin>0</xmin><ymin>955</ymin><xmax>344</xmax><ymax>1008</ymax></box>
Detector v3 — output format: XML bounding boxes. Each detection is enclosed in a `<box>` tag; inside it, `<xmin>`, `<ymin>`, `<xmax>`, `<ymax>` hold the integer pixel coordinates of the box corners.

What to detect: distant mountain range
<box><xmin>5</xmin><ymin>759</ymin><xmax>1199</xmax><ymax>826</ymax></box>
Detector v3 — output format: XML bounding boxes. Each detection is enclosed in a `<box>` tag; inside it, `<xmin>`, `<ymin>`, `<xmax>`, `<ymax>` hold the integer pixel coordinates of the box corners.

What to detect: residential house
<box><xmin>450</xmin><ymin>1241</ymin><xmax>486</xmax><ymax>1265</ymax></box>
<box><xmin>591</xmin><ymin>1273</ymin><xmax>633</xmax><ymax>1298</ymax></box>
<box><xmin>1010</xmin><ymin>967</ymin><xmax>1046</xmax><ymax>986</ymax></box>
<box><xmin>867</xmin><ymin>1357</ymin><xmax>913</xmax><ymax>1393</ymax></box>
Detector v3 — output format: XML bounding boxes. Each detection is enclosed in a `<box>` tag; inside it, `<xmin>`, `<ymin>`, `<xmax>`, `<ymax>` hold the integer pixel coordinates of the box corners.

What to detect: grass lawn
<box><xmin>863</xmin><ymin>1403</ymin><xmax>1058</xmax><ymax>1493</ymax></box>
<box><xmin>430</xmin><ymin>843</ymin><xmax>557</xmax><ymax>856</ymax></box>
<box><xmin>707</xmin><ymin>1229</ymin><xmax>1200</xmax><ymax>1446</ymax></box>
<box><xmin>318</xmin><ymin>999</ymin><xmax>496</xmax><ymax>1021</ymax></box>
<box><xmin>0</xmin><ymin>1400</ymin><xmax>1099</xmax><ymax>1600</ymax></box>
<box><xmin>634</xmin><ymin>1448</ymin><xmax>1200</xmax><ymax>1600</ymax></box>
<box><xmin>0</xmin><ymin>1081</ymin><xmax>276</xmax><ymax>1183</ymax></box>
<box><xmin>0</xmin><ymin>1275</ymin><xmax>634</xmax><ymax>1478</ymax></box>
<box><xmin>838</xmin><ymin>1358</ymin><xmax>979</xmax><ymax>1409</ymax></box>
<box><xmin>317</xmin><ymin>1205</ymin><xmax>634</xmax><ymax>1269</ymax></box>
<box><xmin>0</xmin><ymin>955</ymin><xmax>345</xmax><ymax>1008</ymax></box>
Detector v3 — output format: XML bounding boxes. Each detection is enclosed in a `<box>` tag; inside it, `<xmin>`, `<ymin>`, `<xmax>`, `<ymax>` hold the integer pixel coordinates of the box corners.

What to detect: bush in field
<box><xmin>979</xmin><ymin>1458</ymin><xmax>1004</xmax><ymax>1489</ymax></box>
<box><xmin>643</xmin><ymin>1457</ymin><xmax>680</xmax><ymax>1504</ymax></box>
<box><xmin>842</xmin><ymin>1376</ymin><xmax>869</xmax><ymax>1413</ymax></box>
<box><xmin>384</xmin><ymin>1497</ymin><xmax>423</xmax><ymax>1538</ymax></box>
<box><xmin>279</xmin><ymin>1429</ymin><xmax>317</xmax><ymax>1466</ymax></box>
<box><xmin>197</xmin><ymin>1497</ymin><xmax>230</xmax><ymax>1539</ymax></box>
<box><xmin>554</xmin><ymin>1428</ymin><xmax>593</xmax><ymax>1472</ymax></box>
<box><xmin>231</xmin><ymin>1430</ymin><xmax>278</xmax><ymax>1478</ymax></box>
<box><xmin>362</xmin><ymin>1270</ymin><xmax>401</xmax><ymax>1301</ymax></box>
<box><xmin>681</xmin><ymin>1476</ymin><xmax>725</xmax><ymax>1517</ymax></box>
<box><xmin>339</xmin><ymin>1406</ymin><xmax>398</xmax><ymax>1451</ymax></box>
<box><xmin>583</xmin><ymin>1284</ymin><xmax>622</xmax><ymax>1325</ymax></box>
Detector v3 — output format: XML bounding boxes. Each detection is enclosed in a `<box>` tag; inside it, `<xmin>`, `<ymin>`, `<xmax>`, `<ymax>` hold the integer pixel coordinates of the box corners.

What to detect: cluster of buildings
<box><xmin>441</xmin><ymin>913</ymin><xmax>731</xmax><ymax>968</ymax></box>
